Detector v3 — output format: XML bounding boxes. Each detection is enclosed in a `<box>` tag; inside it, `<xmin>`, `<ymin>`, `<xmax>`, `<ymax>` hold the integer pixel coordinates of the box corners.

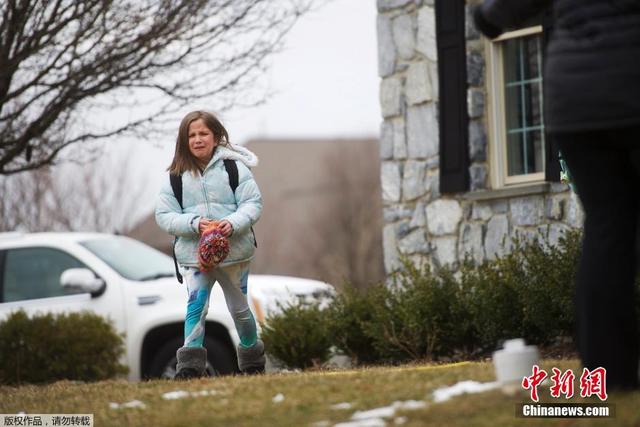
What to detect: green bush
<box><xmin>260</xmin><ymin>300</ymin><xmax>333</xmax><ymax>369</ymax></box>
<box><xmin>459</xmin><ymin>255</ymin><xmax>527</xmax><ymax>351</ymax></box>
<box><xmin>327</xmin><ymin>283</ymin><xmax>385</xmax><ymax>365</ymax></box>
<box><xmin>0</xmin><ymin>311</ymin><xmax>127</xmax><ymax>385</ymax></box>
<box><xmin>362</xmin><ymin>261</ymin><xmax>469</xmax><ymax>362</ymax></box>
<box><xmin>459</xmin><ymin>230</ymin><xmax>581</xmax><ymax>351</ymax></box>
<box><xmin>258</xmin><ymin>228</ymin><xmax>592</xmax><ymax>368</ymax></box>
<box><xmin>516</xmin><ymin>231</ymin><xmax>580</xmax><ymax>345</ymax></box>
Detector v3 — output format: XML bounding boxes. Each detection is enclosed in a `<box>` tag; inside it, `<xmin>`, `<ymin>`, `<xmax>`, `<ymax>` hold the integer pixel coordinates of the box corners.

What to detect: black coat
<box><xmin>475</xmin><ymin>0</ymin><xmax>640</xmax><ymax>133</ymax></box>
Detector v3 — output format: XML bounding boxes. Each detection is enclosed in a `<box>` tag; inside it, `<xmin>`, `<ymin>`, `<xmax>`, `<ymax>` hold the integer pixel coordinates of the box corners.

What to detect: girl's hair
<box><xmin>168</xmin><ymin>111</ymin><xmax>230</xmax><ymax>175</ymax></box>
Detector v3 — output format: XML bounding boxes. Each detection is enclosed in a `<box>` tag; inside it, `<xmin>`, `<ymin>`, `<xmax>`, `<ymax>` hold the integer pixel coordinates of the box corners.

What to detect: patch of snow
<box><xmin>338</xmin><ymin>400</ymin><xmax>426</xmax><ymax>426</ymax></box>
<box><xmin>331</xmin><ymin>402</ymin><xmax>353</xmax><ymax>410</ymax></box>
<box><xmin>272</xmin><ymin>393</ymin><xmax>285</xmax><ymax>403</ymax></box>
<box><xmin>351</xmin><ymin>400</ymin><xmax>426</xmax><ymax>421</ymax></box>
<box><xmin>394</xmin><ymin>417</ymin><xmax>408</xmax><ymax>425</ymax></box>
<box><xmin>110</xmin><ymin>400</ymin><xmax>147</xmax><ymax>410</ymax></box>
<box><xmin>334</xmin><ymin>419</ymin><xmax>386</xmax><ymax>427</ymax></box>
<box><xmin>162</xmin><ymin>390</ymin><xmax>190</xmax><ymax>400</ymax></box>
<box><xmin>393</xmin><ymin>400</ymin><xmax>426</xmax><ymax>411</ymax></box>
<box><xmin>161</xmin><ymin>389</ymin><xmax>220</xmax><ymax>400</ymax></box>
<box><xmin>351</xmin><ymin>406</ymin><xmax>395</xmax><ymax>420</ymax></box>
<box><xmin>192</xmin><ymin>390</ymin><xmax>217</xmax><ymax>397</ymax></box>
<box><xmin>124</xmin><ymin>400</ymin><xmax>147</xmax><ymax>409</ymax></box>
<box><xmin>274</xmin><ymin>368</ymin><xmax>302</xmax><ymax>374</ymax></box>
<box><xmin>432</xmin><ymin>380</ymin><xmax>500</xmax><ymax>403</ymax></box>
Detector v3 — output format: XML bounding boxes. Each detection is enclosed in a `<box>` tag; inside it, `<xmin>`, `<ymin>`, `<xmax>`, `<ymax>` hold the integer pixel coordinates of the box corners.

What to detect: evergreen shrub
<box><xmin>258</xmin><ymin>229</ymin><xmax>620</xmax><ymax>369</ymax></box>
<box><xmin>0</xmin><ymin>310</ymin><xmax>127</xmax><ymax>385</ymax></box>
<box><xmin>327</xmin><ymin>283</ymin><xmax>386</xmax><ymax>365</ymax></box>
<box><xmin>459</xmin><ymin>230</ymin><xmax>582</xmax><ymax>351</ymax></box>
<box><xmin>362</xmin><ymin>262</ymin><xmax>469</xmax><ymax>362</ymax></box>
<box><xmin>260</xmin><ymin>300</ymin><xmax>332</xmax><ymax>369</ymax></box>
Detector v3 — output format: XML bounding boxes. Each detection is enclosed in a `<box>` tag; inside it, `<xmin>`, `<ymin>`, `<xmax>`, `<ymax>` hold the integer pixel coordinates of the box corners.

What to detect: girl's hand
<box><xmin>198</xmin><ymin>219</ymin><xmax>213</xmax><ymax>234</ymax></box>
<box><xmin>218</xmin><ymin>220</ymin><xmax>233</xmax><ymax>237</ymax></box>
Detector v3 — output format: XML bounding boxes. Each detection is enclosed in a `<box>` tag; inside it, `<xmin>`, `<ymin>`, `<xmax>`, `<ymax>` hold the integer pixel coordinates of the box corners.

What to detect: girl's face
<box><xmin>188</xmin><ymin>119</ymin><xmax>217</xmax><ymax>165</ymax></box>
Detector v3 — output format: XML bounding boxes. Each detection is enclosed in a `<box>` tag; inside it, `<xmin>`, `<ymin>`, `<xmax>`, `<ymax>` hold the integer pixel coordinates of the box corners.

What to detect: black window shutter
<box><xmin>0</xmin><ymin>250</ymin><xmax>5</xmax><ymax>303</ymax></box>
<box><xmin>542</xmin><ymin>9</ymin><xmax>560</xmax><ymax>182</ymax></box>
<box><xmin>545</xmin><ymin>136</ymin><xmax>561</xmax><ymax>182</ymax></box>
<box><xmin>437</xmin><ymin>0</ymin><xmax>469</xmax><ymax>193</ymax></box>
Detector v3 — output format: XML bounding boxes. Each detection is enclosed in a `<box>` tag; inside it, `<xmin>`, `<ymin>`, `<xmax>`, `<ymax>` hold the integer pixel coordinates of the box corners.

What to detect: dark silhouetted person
<box><xmin>475</xmin><ymin>0</ymin><xmax>640</xmax><ymax>390</ymax></box>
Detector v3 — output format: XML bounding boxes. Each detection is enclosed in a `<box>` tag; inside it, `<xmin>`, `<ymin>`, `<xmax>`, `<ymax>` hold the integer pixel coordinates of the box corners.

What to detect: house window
<box><xmin>486</xmin><ymin>26</ymin><xmax>545</xmax><ymax>187</ymax></box>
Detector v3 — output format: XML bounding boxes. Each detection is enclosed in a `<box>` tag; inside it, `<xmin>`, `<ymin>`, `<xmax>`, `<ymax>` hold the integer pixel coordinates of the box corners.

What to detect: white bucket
<box><xmin>493</xmin><ymin>338</ymin><xmax>540</xmax><ymax>393</ymax></box>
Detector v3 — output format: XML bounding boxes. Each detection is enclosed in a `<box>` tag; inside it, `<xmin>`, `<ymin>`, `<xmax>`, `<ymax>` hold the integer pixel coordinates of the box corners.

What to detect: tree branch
<box><xmin>0</xmin><ymin>0</ymin><xmax>314</xmax><ymax>173</ymax></box>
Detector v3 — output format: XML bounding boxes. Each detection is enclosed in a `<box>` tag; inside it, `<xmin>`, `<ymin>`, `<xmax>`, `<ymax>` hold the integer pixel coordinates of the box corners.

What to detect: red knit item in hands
<box><xmin>198</xmin><ymin>221</ymin><xmax>230</xmax><ymax>271</ymax></box>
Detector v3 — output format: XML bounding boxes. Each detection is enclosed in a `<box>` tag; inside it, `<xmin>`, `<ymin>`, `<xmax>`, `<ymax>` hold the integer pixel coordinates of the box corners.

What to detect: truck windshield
<box><xmin>80</xmin><ymin>236</ymin><xmax>175</xmax><ymax>281</ymax></box>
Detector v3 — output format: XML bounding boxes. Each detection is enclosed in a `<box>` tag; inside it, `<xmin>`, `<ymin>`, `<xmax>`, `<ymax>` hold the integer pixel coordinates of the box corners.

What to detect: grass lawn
<box><xmin>1</xmin><ymin>359</ymin><xmax>638</xmax><ymax>426</ymax></box>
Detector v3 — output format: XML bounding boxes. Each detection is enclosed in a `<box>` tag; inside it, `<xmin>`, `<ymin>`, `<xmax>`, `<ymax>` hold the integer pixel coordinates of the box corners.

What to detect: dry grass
<box><xmin>0</xmin><ymin>359</ymin><xmax>638</xmax><ymax>426</ymax></box>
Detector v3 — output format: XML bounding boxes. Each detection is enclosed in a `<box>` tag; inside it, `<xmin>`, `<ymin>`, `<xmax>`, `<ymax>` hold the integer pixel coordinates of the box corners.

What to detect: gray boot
<box><xmin>175</xmin><ymin>346</ymin><xmax>207</xmax><ymax>380</ymax></box>
<box><xmin>237</xmin><ymin>339</ymin><xmax>266</xmax><ymax>374</ymax></box>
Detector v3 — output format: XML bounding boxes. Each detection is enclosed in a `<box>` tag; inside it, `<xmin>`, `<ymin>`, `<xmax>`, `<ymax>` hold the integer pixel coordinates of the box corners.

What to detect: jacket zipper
<box><xmin>200</xmin><ymin>169</ymin><xmax>213</xmax><ymax>218</ymax></box>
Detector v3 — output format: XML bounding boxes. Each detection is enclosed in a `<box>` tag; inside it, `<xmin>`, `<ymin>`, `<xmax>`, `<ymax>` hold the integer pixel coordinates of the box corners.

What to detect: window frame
<box><xmin>486</xmin><ymin>25</ymin><xmax>545</xmax><ymax>189</ymax></box>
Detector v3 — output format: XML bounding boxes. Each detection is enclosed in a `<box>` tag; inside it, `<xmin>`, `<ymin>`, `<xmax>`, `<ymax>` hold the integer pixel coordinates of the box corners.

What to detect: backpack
<box><xmin>169</xmin><ymin>159</ymin><xmax>256</xmax><ymax>283</ymax></box>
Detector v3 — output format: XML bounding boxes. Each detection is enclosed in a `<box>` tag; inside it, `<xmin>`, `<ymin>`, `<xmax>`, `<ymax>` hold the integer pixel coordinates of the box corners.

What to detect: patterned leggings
<box><xmin>182</xmin><ymin>261</ymin><xmax>257</xmax><ymax>349</ymax></box>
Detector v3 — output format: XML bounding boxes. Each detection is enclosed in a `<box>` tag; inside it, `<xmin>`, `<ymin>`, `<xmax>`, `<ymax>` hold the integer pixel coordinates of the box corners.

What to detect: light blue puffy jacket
<box><xmin>155</xmin><ymin>144</ymin><xmax>262</xmax><ymax>267</ymax></box>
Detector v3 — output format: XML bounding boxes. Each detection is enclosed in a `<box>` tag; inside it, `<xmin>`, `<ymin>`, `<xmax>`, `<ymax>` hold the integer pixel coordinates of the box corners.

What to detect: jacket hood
<box><xmin>210</xmin><ymin>144</ymin><xmax>259</xmax><ymax>169</ymax></box>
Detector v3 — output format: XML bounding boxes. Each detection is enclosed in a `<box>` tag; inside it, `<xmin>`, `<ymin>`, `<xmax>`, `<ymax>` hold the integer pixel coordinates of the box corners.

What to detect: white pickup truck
<box><xmin>0</xmin><ymin>232</ymin><xmax>334</xmax><ymax>380</ymax></box>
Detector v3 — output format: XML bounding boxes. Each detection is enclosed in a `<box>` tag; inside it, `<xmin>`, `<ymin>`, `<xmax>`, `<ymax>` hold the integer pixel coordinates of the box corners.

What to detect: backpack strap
<box><xmin>223</xmin><ymin>160</ymin><xmax>257</xmax><ymax>248</ymax></box>
<box><xmin>170</xmin><ymin>173</ymin><xmax>183</xmax><ymax>210</ymax></box>
<box><xmin>223</xmin><ymin>159</ymin><xmax>239</xmax><ymax>193</ymax></box>
<box><xmin>169</xmin><ymin>173</ymin><xmax>184</xmax><ymax>284</ymax></box>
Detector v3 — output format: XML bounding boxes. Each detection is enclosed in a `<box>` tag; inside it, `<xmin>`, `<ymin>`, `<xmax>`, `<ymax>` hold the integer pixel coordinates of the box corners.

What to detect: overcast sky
<box><xmin>103</xmin><ymin>0</ymin><xmax>380</xmax><ymax>226</ymax></box>
<box><xmin>221</xmin><ymin>0</ymin><xmax>380</xmax><ymax>144</ymax></box>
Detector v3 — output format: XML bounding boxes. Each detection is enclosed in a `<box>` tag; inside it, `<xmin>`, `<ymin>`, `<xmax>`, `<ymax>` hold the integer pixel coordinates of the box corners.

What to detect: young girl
<box><xmin>155</xmin><ymin>111</ymin><xmax>264</xmax><ymax>379</ymax></box>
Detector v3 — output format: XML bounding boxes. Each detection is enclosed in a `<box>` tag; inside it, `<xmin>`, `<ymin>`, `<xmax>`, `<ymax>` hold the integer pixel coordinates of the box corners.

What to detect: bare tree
<box><xmin>0</xmin><ymin>0</ymin><xmax>312</xmax><ymax>174</ymax></box>
<box><xmin>0</xmin><ymin>167</ymin><xmax>60</xmax><ymax>231</ymax></box>
<box><xmin>0</xmin><ymin>149</ymin><xmax>147</xmax><ymax>233</ymax></box>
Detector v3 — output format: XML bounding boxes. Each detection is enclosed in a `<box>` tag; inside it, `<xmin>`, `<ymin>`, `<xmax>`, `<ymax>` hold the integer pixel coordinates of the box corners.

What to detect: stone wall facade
<box><xmin>376</xmin><ymin>0</ymin><xmax>584</xmax><ymax>273</ymax></box>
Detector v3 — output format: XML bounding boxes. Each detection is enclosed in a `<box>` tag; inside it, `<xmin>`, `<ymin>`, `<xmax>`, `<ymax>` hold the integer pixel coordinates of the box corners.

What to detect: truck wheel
<box><xmin>147</xmin><ymin>336</ymin><xmax>238</xmax><ymax>379</ymax></box>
